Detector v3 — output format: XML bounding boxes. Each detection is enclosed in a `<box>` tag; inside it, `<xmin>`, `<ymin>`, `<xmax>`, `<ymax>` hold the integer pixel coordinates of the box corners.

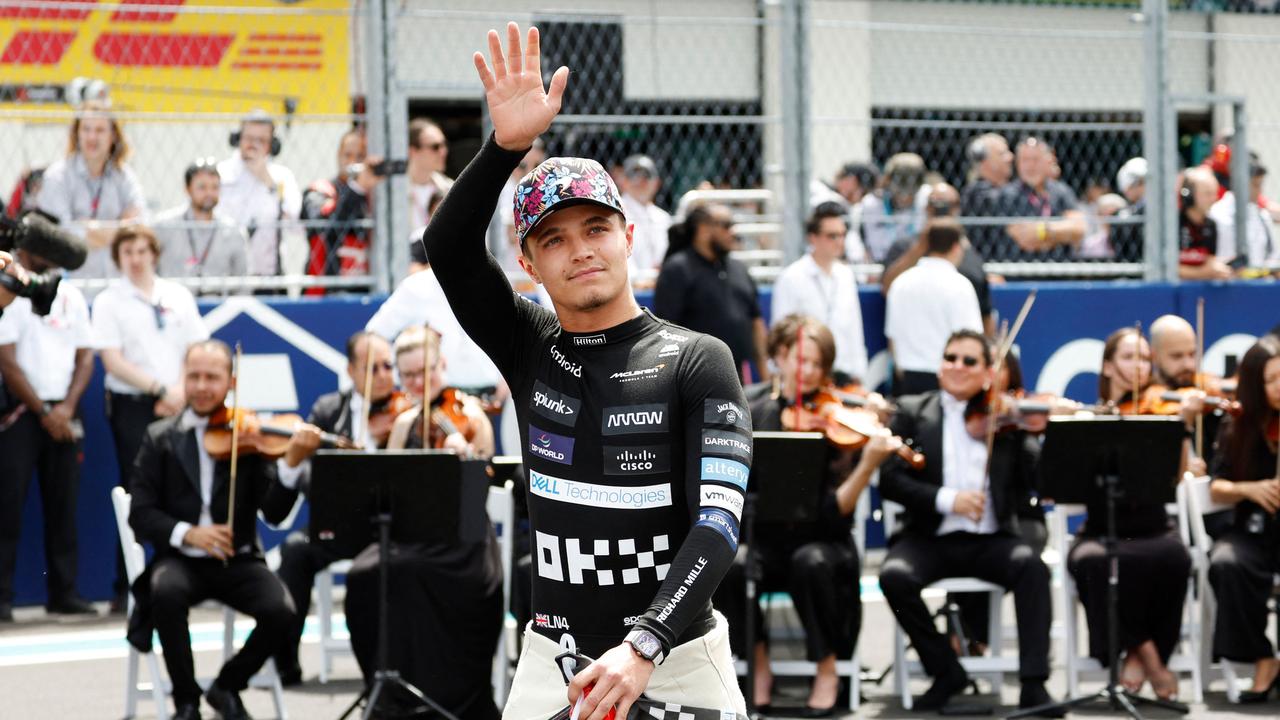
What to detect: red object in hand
<box><xmin>581</xmin><ymin>684</ymin><xmax>617</xmax><ymax>720</ymax></box>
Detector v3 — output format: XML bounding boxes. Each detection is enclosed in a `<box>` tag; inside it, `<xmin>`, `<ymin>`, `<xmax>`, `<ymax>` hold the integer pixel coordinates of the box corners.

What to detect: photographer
<box><xmin>301</xmin><ymin>129</ymin><xmax>387</xmax><ymax>286</ymax></box>
<box><xmin>0</xmin><ymin>240</ymin><xmax>96</xmax><ymax>621</ymax></box>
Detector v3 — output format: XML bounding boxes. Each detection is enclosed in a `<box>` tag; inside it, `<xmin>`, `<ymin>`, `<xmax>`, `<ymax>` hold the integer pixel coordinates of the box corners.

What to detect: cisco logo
<box><xmin>604</xmin><ymin>445</ymin><xmax>670</xmax><ymax>475</ymax></box>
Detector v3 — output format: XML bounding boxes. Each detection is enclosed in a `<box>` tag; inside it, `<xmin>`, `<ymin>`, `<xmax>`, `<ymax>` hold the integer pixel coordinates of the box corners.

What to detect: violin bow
<box><xmin>422</xmin><ymin>330</ymin><xmax>431</xmax><ymax>448</ymax></box>
<box><xmin>361</xmin><ymin>335</ymin><xmax>376</xmax><ymax>450</ymax></box>
<box><xmin>1195</xmin><ymin>297</ymin><xmax>1206</xmax><ymax>461</ymax></box>
<box><xmin>982</xmin><ymin>290</ymin><xmax>1037</xmax><ymax>485</ymax></box>
<box><xmin>794</xmin><ymin>322</ymin><xmax>805</xmax><ymax>415</ymax></box>
<box><xmin>224</xmin><ymin>342</ymin><xmax>243</xmax><ymax>567</ymax></box>
<box><xmin>1129</xmin><ymin>321</ymin><xmax>1143</xmax><ymax>416</ymax></box>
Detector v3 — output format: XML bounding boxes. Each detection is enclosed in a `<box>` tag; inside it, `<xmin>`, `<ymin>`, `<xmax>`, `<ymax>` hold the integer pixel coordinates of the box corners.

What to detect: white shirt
<box><xmin>1209</xmin><ymin>193</ymin><xmax>1279</xmax><ymax>268</ymax></box>
<box><xmin>935</xmin><ymin>391</ymin><xmax>997</xmax><ymax>536</ymax></box>
<box><xmin>409</xmin><ymin>172</ymin><xmax>454</xmax><ymax>243</ymax></box>
<box><xmin>92</xmin><ymin>277</ymin><xmax>209</xmax><ymax>395</ymax></box>
<box><xmin>884</xmin><ymin>257</ymin><xmax>983</xmax><ymax>374</ymax></box>
<box><xmin>365</xmin><ymin>268</ymin><xmax>504</xmax><ymax>389</ymax></box>
<box><xmin>858</xmin><ymin>186</ymin><xmax>932</xmax><ymax>262</ymax></box>
<box><xmin>215</xmin><ymin>152</ymin><xmax>302</xmax><ymax>276</ymax></box>
<box><xmin>168</xmin><ymin>408</ymin><xmax>306</xmax><ymax>556</ymax></box>
<box><xmin>770</xmin><ymin>253</ymin><xmax>869</xmax><ymax>381</ymax></box>
<box><xmin>621</xmin><ymin>193</ymin><xmax>672</xmax><ymax>274</ymax></box>
<box><xmin>0</xmin><ymin>282</ymin><xmax>93</xmax><ymax>400</ymax></box>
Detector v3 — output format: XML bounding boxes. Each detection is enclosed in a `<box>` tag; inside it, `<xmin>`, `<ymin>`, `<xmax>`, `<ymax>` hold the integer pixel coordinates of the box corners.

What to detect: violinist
<box><xmin>715</xmin><ymin>314</ymin><xmax>887</xmax><ymax>715</ymax></box>
<box><xmin>385</xmin><ymin>325</ymin><xmax>494</xmax><ymax>456</ymax></box>
<box><xmin>1065</xmin><ymin>327</ymin><xmax>1193</xmax><ymax>701</ymax></box>
<box><xmin>344</xmin><ymin>323</ymin><xmax>504</xmax><ymax>720</ymax></box>
<box><xmin>1151</xmin><ymin>314</ymin><xmax>1228</xmax><ymax>473</ymax></box>
<box><xmin>126</xmin><ymin>340</ymin><xmax>321</xmax><ymax>720</ymax></box>
<box><xmin>877</xmin><ymin>329</ymin><xmax>1058</xmax><ymax>715</ymax></box>
<box><xmin>1206</xmin><ymin>335</ymin><xmax>1280</xmax><ymax>703</ymax></box>
<box><xmin>272</xmin><ymin>329</ymin><xmax>399</xmax><ymax>684</ymax></box>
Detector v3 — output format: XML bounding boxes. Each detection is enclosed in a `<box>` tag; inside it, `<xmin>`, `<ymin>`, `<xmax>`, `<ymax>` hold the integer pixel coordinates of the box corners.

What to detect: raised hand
<box><xmin>473</xmin><ymin>22</ymin><xmax>569</xmax><ymax>151</ymax></box>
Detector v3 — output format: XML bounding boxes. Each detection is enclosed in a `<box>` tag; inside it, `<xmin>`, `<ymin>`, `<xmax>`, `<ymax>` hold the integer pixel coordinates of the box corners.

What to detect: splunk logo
<box><xmin>528</xmin><ymin>424</ymin><xmax>575</xmax><ymax>465</ymax></box>
<box><xmin>700</xmin><ymin>457</ymin><xmax>749</xmax><ymax>490</ymax></box>
<box><xmin>530</xmin><ymin>381</ymin><xmax>580</xmax><ymax>425</ymax></box>
<box><xmin>603</xmin><ymin>445</ymin><xmax>670</xmax><ymax>475</ymax></box>
<box><xmin>535</xmin><ymin>530</ymin><xmax>671</xmax><ymax>586</ymax></box>
<box><xmin>529</xmin><ymin>470</ymin><xmax>672</xmax><ymax>511</ymax></box>
<box><xmin>549</xmin><ymin>344</ymin><xmax>582</xmax><ymax>377</ymax></box>
<box><xmin>602</xmin><ymin>404</ymin><xmax>667</xmax><ymax>435</ymax></box>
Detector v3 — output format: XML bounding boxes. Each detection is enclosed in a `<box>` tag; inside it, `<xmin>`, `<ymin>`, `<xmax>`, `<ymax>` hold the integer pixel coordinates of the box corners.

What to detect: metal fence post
<box><xmin>1232</xmin><ymin>100</ymin><xmax>1249</xmax><ymax>265</ymax></box>
<box><xmin>1142</xmin><ymin>0</ymin><xmax>1170</xmax><ymax>282</ymax></box>
<box><xmin>779</xmin><ymin>0</ymin><xmax>811</xmax><ymax>264</ymax></box>
<box><xmin>363</xmin><ymin>0</ymin><xmax>391</xmax><ymax>294</ymax></box>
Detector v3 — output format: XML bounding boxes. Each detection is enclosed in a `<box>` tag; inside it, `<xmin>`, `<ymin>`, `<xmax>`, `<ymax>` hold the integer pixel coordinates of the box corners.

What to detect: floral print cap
<box><xmin>514</xmin><ymin>156</ymin><xmax>625</xmax><ymax>242</ymax></box>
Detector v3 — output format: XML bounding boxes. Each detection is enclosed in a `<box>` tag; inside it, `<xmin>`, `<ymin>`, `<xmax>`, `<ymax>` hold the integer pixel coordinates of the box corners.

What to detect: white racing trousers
<box><xmin>501</xmin><ymin>611</ymin><xmax>746</xmax><ymax>720</ymax></box>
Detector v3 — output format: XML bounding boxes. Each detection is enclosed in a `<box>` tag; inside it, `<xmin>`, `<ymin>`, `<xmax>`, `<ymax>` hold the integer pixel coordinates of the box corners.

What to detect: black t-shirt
<box><xmin>423</xmin><ymin>136</ymin><xmax>752</xmax><ymax>659</ymax></box>
<box><xmin>993</xmin><ymin>179</ymin><xmax>1081</xmax><ymax>262</ymax></box>
<box><xmin>653</xmin><ymin>248</ymin><xmax>760</xmax><ymax>372</ymax></box>
<box><xmin>1179</xmin><ymin>213</ymin><xmax>1219</xmax><ymax>266</ymax></box>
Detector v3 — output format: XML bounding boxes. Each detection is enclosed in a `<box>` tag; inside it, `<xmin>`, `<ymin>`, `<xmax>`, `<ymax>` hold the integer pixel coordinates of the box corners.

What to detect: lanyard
<box><xmin>1025</xmin><ymin>186</ymin><xmax>1052</xmax><ymax>218</ymax></box>
<box><xmin>85</xmin><ymin>174</ymin><xmax>106</xmax><ymax>220</ymax></box>
<box><xmin>184</xmin><ymin>210</ymin><xmax>217</xmax><ymax>276</ymax></box>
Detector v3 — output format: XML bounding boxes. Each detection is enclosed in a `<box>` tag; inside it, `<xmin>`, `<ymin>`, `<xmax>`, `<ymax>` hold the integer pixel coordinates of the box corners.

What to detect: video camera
<box><xmin>0</xmin><ymin>211</ymin><xmax>88</xmax><ymax>316</ymax></box>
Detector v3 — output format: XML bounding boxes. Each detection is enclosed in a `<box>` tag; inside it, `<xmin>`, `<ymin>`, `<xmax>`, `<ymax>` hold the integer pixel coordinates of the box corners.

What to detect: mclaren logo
<box><xmin>610</xmin><ymin>363</ymin><xmax>666</xmax><ymax>383</ymax></box>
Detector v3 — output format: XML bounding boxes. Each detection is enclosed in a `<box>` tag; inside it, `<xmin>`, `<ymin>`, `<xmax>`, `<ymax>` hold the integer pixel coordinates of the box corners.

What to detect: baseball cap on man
<box><xmin>514</xmin><ymin>157</ymin><xmax>625</xmax><ymax>243</ymax></box>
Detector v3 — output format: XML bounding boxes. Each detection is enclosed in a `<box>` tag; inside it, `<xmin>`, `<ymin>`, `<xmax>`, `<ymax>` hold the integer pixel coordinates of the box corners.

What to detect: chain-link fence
<box><xmin>0</xmin><ymin>0</ymin><xmax>365</xmax><ymax>293</ymax></box>
<box><xmin>4</xmin><ymin>0</ymin><xmax>1279</xmax><ymax>290</ymax></box>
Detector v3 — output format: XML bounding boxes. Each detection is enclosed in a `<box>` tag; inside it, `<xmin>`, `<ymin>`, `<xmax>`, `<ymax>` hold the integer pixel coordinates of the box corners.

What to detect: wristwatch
<box><xmin>625</xmin><ymin>629</ymin><xmax>664</xmax><ymax>664</ymax></box>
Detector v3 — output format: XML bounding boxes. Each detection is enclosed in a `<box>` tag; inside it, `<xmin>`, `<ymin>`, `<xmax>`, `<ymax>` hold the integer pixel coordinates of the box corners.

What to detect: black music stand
<box><xmin>743</xmin><ymin>431</ymin><xmax>828</xmax><ymax>716</ymax></box>
<box><xmin>1008</xmin><ymin>416</ymin><xmax>1187</xmax><ymax>720</ymax></box>
<box><xmin>310</xmin><ymin>450</ymin><xmax>464</xmax><ymax>720</ymax></box>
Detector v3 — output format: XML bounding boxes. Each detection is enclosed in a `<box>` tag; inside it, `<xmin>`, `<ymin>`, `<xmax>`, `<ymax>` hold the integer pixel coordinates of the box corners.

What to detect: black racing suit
<box><xmin>424</xmin><ymin>135</ymin><xmax>751</xmax><ymax>660</ymax></box>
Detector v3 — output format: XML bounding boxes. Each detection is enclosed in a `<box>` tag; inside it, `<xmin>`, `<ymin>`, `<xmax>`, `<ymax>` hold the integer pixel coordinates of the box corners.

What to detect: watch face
<box><xmin>634</xmin><ymin>631</ymin><xmax>660</xmax><ymax>658</ymax></box>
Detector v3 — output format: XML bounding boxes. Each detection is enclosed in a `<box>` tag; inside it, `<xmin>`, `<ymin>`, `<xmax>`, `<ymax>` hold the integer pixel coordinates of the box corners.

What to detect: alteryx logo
<box><xmin>700</xmin><ymin>457</ymin><xmax>749</xmax><ymax>490</ymax></box>
<box><xmin>528</xmin><ymin>424</ymin><xmax>575</xmax><ymax>465</ymax></box>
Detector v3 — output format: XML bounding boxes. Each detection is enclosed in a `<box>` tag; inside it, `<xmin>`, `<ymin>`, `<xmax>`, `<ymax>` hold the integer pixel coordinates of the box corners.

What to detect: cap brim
<box><xmin>520</xmin><ymin>198</ymin><xmax>624</xmax><ymax>242</ymax></box>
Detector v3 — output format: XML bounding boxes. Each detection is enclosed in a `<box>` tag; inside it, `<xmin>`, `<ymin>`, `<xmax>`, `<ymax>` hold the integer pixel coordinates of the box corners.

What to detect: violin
<box><xmin>1111</xmin><ymin>384</ymin><xmax>1241</xmax><ymax>417</ymax></box>
<box><xmin>425</xmin><ymin>387</ymin><xmax>479</xmax><ymax>450</ymax></box>
<box><xmin>781</xmin><ymin>387</ymin><xmax>925</xmax><ymax>470</ymax></box>
<box><xmin>203</xmin><ymin>407</ymin><xmax>357</xmax><ymax>460</ymax></box>
<box><xmin>367</xmin><ymin>390</ymin><xmax>414</xmax><ymax>448</ymax></box>
<box><xmin>963</xmin><ymin>391</ymin><xmax>1076</xmax><ymax>438</ymax></box>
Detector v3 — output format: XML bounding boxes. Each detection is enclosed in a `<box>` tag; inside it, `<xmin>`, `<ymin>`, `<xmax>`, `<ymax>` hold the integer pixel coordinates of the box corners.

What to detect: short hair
<box><xmin>943</xmin><ymin>329</ymin><xmax>992</xmax><ymax>367</ymax></box>
<box><xmin>184</xmin><ymin>157</ymin><xmax>219</xmax><ymax>187</ymax></box>
<box><xmin>835</xmin><ymin>161</ymin><xmax>879</xmax><ymax>189</ymax></box>
<box><xmin>393</xmin><ymin>325</ymin><xmax>440</xmax><ymax>363</ymax></box>
<box><xmin>68</xmin><ymin>101</ymin><xmax>130</xmax><ymax>166</ymax></box>
<box><xmin>110</xmin><ymin>225</ymin><xmax>161</xmax><ymax>267</ymax></box>
<box><xmin>408</xmin><ymin>118</ymin><xmax>442</xmax><ymax>149</ymax></box>
<box><xmin>767</xmin><ymin>314</ymin><xmax>837</xmax><ymax>379</ymax></box>
<box><xmin>805</xmin><ymin>201</ymin><xmax>847</xmax><ymax>237</ymax></box>
<box><xmin>924</xmin><ymin>218</ymin><xmax>964</xmax><ymax>255</ymax></box>
<box><xmin>1016</xmin><ymin>136</ymin><xmax>1054</xmax><ymax>155</ymax></box>
<box><xmin>346</xmin><ymin>330</ymin><xmax>383</xmax><ymax>364</ymax></box>
<box><xmin>185</xmin><ymin>339</ymin><xmax>234</xmax><ymax>373</ymax></box>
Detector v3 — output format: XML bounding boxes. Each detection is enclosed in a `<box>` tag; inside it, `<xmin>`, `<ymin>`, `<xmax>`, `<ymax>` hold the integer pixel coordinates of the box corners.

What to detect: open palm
<box><xmin>474</xmin><ymin>23</ymin><xmax>569</xmax><ymax>151</ymax></box>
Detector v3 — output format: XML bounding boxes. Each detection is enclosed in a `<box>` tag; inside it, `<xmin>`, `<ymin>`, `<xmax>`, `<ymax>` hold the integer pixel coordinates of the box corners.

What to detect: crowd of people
<box><xmin>3</xmin><ymin>25</ymin><xmax>1280</xmax><ymax>720</ymax></box>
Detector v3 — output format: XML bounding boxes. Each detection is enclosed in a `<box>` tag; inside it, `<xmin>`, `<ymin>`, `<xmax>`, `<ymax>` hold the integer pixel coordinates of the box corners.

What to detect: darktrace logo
<box><xmin>701</xmin><ymin>429</ymin><xmax>752</xmax><ymax>463</ymax></box>
<box><xmin>704</xmin><ymin>398</ymin><xmax>749</xmax><ymax>430</ymax></box>
<box><xmin>528</xmin><ymin>424</ymin><xmax>575</xmax><ymax>464</ymax></box>
<box><xmin>549</xmin><ymin>344</ymin><xmax>582</xmax><ymax>377</ymax></box>
<box><xmin>609</xmin><ymin>363</ymin><xmax>666</xmax><ymax>383</ymax></box>
<box><xmin>572</xmin><ymin>334</ymin><xmax>607</xmax><ymax>347</ymax></box>
<box><xmin>602</xmin><ymin>404</ymin><xmax>667</xmax><ymax>435</ymax></box>
<box><xmin>603</xmin><ymin>445</ymin><xmax>670</xmax><ymax>475</ymax></box>
<box><xmin>530</xmin><ymin>380</ymin><xmax>580</xmax><ymax>426</ymax></box>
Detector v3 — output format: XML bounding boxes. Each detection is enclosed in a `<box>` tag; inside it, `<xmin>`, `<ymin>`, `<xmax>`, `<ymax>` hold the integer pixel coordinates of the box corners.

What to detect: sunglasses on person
<box><xmin>943</xmin><ymin>353</ymin><xmax>982</xmax><ymax>367</ymax></box>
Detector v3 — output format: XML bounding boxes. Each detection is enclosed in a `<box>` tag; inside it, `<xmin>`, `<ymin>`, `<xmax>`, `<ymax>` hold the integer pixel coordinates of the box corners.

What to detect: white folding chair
<box><xmin>113</xmin><ymin>487</ymin><xmax>289</xmax><ymax>719</ymax></box>
<box><xmin>879</xmin><ymin>500</ymin><xmax>1016</xmax><ymax>710</ymax></box>
<box><xmin>1180</xmin><ymin>473</ymin><xmax>1270</xmax><ymax>703</ymax></box>
<box><xmin>315</xmin><ymin>559</ymin><xmax>354</xmax><ymax>683</ymax></box>
<box><xmin>1052</xmin><ymin>500</ymin><xmax>1203</xmax><ymax>704</ymax></box>
<box><xmin>486</xmin><ymin>481</ymin><xmax>516</xmax><ymax>707</ymax></box>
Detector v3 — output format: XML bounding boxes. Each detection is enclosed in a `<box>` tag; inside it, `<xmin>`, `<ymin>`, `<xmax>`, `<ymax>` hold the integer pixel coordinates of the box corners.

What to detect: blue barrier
<box><xmin>9</xmin><ymin>279</ymin><xmax>1280</xmax><ymax>605</ymax></box>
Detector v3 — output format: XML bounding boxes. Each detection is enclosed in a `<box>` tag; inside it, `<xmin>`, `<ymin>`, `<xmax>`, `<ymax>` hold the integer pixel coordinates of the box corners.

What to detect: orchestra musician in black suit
<box><xmin>127</xmin><ymin>339</ymin><xmax>322</xmax><ymax>720</ymax></box>
<box><xmin>877</xmin><ymin>329</ymin><xmax>1058</xmax><ymax>715</ymax></box>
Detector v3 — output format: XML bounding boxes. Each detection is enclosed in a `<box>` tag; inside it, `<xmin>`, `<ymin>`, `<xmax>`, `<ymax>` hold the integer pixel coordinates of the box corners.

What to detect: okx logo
<box><xmin>528</xmin><ymin>424</ymin><xmax>575</xmax><ymax>465</ymax></box>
